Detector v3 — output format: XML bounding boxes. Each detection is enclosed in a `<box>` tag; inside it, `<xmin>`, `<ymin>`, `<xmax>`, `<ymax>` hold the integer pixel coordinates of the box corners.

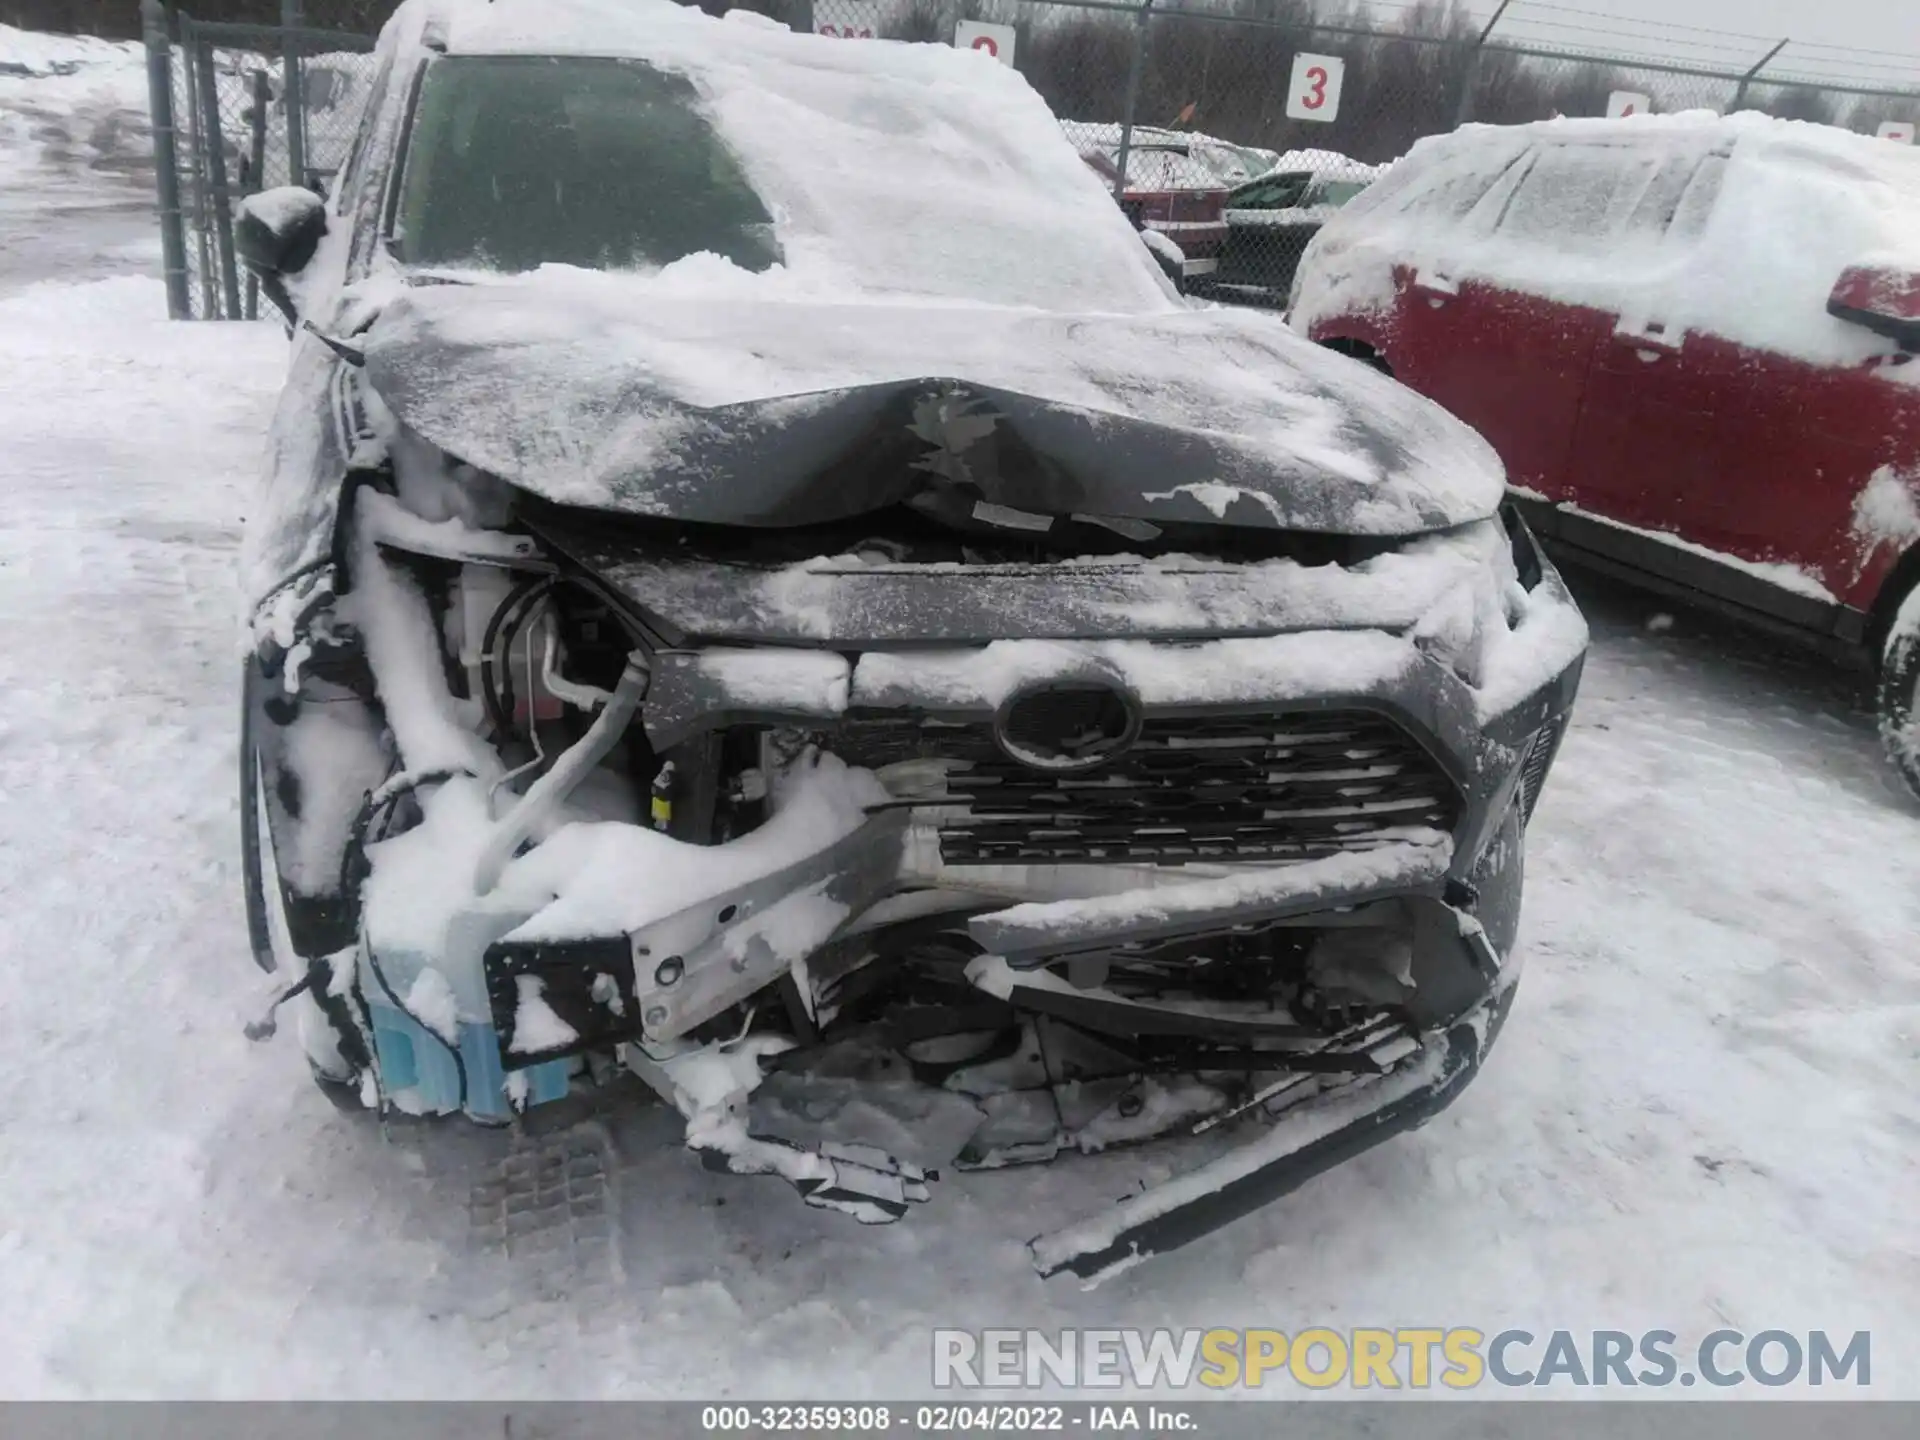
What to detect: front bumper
<box><xmin>1028</xmin><ymin>987</ymin><xmax>1509</xmax><ymax>1279</ymax></box>
<box><xmin>268</xmin><ymin>498</ymin><xmax>1584</xmax><ymax>1272</ymax></box>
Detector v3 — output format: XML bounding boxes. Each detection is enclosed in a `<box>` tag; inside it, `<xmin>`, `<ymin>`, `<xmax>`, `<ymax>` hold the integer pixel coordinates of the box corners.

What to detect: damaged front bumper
<box><xmin>245</xmin><ymin>492</ymin><xmax>1582</xmax><ymax>1278</ymax></box>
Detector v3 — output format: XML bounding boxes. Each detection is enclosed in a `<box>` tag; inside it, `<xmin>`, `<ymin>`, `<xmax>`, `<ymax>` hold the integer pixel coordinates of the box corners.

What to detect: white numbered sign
<box><xmin>1286</xmin><ymin>53</ymin><xmax>1345</xmax><ymax>123</ymax></box>
<box><xmin>814</xmin><ymin>2</ymin><xmax>879</xmax><ymax>39</ymax></box>
<box><xmin>1878</xmin><ymin>121</ymin><xmax>1915</xmax><ymax>144</ymax></box>
<box><xmin>954</xmin><ymin>20</ymin><xmax>1017</xmax><ymax>66</ymax></box>
<box><xmin>1607</xmin><ymin>90</ymin><xmax>1652</xmax><ymax>118</ymax></box>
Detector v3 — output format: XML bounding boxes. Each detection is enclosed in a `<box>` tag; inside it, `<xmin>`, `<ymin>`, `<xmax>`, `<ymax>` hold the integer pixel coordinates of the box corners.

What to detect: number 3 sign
<box><xmin>1286</xmin><ymin>53</ymin><xmax>1345</xmax><ymax>123</ymax></box>
<box><xmin>954</xmin><ymin>20</ymin><xmax>1017</xmax><ymax>66</ymax></box>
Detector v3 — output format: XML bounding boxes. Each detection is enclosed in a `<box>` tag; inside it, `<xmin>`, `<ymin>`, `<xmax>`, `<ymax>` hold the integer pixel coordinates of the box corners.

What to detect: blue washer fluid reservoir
<box><xmin>360</xmin><ymin>905</ymin><xmax>573</xmax><ymax>1122</ymax></box>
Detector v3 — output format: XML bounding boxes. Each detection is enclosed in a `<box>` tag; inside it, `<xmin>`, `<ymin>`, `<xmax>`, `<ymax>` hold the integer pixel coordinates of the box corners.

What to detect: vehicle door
<box><xmin>1571</xmin><ymin>150</ymin><xmax>1918</xmax><ymax>604</ymax></box>
<box><xmin>1220</xmin><ymin>173</ymin><xmax>1309</xmax><ymax>288</ymax></box>
<box><xmin>1391</xmin><ymin>142</ymin><xmax>1646</xmax><ymax>501</ymax></box>
<box><xmin>1562</xmin><ymin>146</ymin><xmax>1747</xmax><ymax>537</ymax></box>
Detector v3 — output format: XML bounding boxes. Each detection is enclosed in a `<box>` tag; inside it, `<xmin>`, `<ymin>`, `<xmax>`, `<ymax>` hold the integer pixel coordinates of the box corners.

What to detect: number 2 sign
<box><xmin>1286</xmin><ymin>53</ymin><xmax>1345</xmax><ymax>123</ymax></box>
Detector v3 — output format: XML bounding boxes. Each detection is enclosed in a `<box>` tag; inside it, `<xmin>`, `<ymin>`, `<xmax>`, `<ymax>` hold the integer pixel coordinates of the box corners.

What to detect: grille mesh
<box><xmin>827</xmin><ymin>710</ymin><xmax>1459</xmax><ymax>865</ymax></box>
<box><xmin>1519</xmin><ymin>714</ymin><xmax>1567</xmax><ymax>826</ymax></box>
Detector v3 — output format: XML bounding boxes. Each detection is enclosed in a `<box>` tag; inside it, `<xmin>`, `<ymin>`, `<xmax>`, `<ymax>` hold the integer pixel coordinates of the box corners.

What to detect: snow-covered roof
<box><xmin>1065</xmin><ymin>121</ymin><xmax>1279</xmax><ymax>187</ymax></box>
<box><xmin>1257</xmin><ymin>148</ymin><xmax>1389</xmax><ymax>185</ymax></box>
<box><xmin>1293</xmin><ymin>109</ymin><xmax>1920</xmax><ymax>373</ymax></box>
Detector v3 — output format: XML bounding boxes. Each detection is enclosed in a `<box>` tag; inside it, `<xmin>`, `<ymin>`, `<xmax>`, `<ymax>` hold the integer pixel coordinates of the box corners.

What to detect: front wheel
<box><xmin>1877</xmin><ymin>583</ymin><xmax>1920</xmax><ymax>802</ymax></box>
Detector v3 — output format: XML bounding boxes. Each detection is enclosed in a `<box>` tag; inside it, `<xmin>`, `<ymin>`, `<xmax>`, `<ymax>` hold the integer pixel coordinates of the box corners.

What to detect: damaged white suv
<box><xmin>234</xmin><ymin>0</ymin><xmax>1587</xmax><ymax>1280</ymax></box>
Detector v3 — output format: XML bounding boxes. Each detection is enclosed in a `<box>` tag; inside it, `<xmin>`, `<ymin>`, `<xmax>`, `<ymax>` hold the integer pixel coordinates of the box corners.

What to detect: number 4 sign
<box><xmin>1286</xmin><ymin>53</ymin><xmax>1345</xmax><ymax>123</ymax></box>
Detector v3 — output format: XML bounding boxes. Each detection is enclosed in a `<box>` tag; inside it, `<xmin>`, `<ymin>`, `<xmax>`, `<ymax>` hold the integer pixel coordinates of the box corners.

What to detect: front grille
<box><xmin>824</xmin><ymin>709</ymin><xmax>1459</xmax><ymax>865</ymax></box>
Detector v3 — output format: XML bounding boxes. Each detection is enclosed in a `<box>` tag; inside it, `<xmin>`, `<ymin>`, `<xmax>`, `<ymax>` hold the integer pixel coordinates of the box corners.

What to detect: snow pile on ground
<box><xmin>0</xmin><ymin>23</ymin><xmax>157</xmax><ymax>292</ymax></box>
<box><xmin>0</xmin><ymin>23</ymin><xmax>139</xmax><ymax>73</ymax></box>
<box><xmin>0</xmin><ymin>22</ymin><xmax>148</xmax><ymax>177</ymax></box>
<box><xmin>1293</xmin><ymin>110</ymin><xmax>1920</xmax><ymax>372</ymax></box>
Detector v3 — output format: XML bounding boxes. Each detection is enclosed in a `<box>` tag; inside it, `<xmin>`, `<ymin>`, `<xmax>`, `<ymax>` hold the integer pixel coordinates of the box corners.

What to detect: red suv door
<box><xmin>1565</xmin><ymin>147</ymin><xmax>1920</xmax><ymax>608</ymax></box>
<box><xmin>1390</xmin><ymin>143</ymin><xmax>1669</xmax><ymax>503</ymax></box>
<box><xmin>1560</xmin><ymin>148</ymin><xmax>1734</xmax><ymax>535</ymax></box>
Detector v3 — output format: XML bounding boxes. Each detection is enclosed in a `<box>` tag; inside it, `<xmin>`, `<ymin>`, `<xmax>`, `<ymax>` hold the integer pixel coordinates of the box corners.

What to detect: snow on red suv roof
<box><xmin>1293</xmin><ymin>109</ymin><xmax>1920</xmax><ymax>373</ymax></box>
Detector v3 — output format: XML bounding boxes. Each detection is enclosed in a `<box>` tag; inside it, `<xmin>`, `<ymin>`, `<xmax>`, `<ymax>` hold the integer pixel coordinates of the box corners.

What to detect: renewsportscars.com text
<box><xmin>932</xmin><ymin>1327</ymin><xmax>1871</xmax><ymax>1390</ymax></box>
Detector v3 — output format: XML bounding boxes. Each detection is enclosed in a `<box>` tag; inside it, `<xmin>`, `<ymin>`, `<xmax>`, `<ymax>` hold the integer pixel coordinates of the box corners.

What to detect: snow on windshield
<box><xmin>1294</xmin><ymin>111</ymin><xmax>1920</xmax><ymax>371</ymax></box>
<box><xmin>404</xmin><ymin>0</ymin><xmax>1171</xmax><ymax>314</ymax></box>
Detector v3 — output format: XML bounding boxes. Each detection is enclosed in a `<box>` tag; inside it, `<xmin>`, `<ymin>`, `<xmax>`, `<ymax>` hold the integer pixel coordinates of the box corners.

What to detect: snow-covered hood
<box><xmin>360</xmin><ymin>273</ymin><xmax>1507</xmax><ymax>537</ymax></box>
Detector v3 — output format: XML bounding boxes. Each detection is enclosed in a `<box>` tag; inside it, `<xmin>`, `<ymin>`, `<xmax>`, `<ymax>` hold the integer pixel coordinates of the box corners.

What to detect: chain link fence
<box><xmin>143</xmin><ymin>0</ymin><xmax>374</xmax><ymax>317</ymax></box>
<box><xmin>143</xmin><ymin>0</ymin><xmax>1920</xmax><ymax>318</ymax></box>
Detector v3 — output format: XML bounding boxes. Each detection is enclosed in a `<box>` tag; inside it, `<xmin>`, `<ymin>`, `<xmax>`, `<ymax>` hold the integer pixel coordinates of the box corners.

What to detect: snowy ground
<box><xmin>1</xmin><ymin>25</ymin><xmax>1917</xmax><ymax>1402</ymax></box>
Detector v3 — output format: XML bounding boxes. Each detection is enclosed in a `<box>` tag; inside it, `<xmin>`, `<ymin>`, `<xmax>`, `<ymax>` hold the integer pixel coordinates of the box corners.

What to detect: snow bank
<box><xmin>0</xmin><ymin>23</ymin><xmax>139</xmax><ymax>75</ymax></box>
<box><xmin>1295</xmin><ymin>111</ymin><xmax>1920</xmax><ymax>373</ymax></box>
<box><xmin>0</xmin><ymin>24</ymin><xmax>149</xmax><ymax>182</ymax></box>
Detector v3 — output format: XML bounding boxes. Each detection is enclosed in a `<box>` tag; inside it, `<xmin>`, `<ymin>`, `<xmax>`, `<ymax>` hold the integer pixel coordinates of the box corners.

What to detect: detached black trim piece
<box><xmin>1031</xmin><ymin>1016</ymin><xmax>1486</xmax><ymax>1280</ymax></box>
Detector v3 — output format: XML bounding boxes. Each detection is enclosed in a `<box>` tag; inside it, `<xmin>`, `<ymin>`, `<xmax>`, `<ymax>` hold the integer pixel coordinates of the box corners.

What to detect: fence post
<box><xmin>282</xmin><ymin>0</ymin><xmax>307</xmax><ymax>188</ymax></box>
<box><xmin>1454</xmin><ymin>0</ymin><xmax>1513</xmax><ymax>128</ymax></box>
<box><xmin>1112</xmin><ymin>0</ymin><xmax>1153</xmax><ymax>204</ymax></box>
<box><xmin>141</xmin><ymin>0</ymin><xmax>191</xmax><ymax>319</ymax></box>
<box><xmin>245</xmin><ymin>67</ymin><xmax>270</xmax><ymax>320</ymax></box>
<box><xmin>196</xmin><ymin>37</ymin><xmax>243</xmax><ymax>320</ymax></box>
<box><xmin>179</xmin><ymin>15</ymin><xmax>214</xmax><ymax>315</ymax></box>
<box><xmin>1733</xmin><ymin>38</ymin><xmax>1789</xmax><ymax>112</ymax></box>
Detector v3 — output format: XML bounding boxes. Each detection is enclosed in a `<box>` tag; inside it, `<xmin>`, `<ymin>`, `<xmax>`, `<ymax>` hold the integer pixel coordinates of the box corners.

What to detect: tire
<box><xmin>1878</xmin><ymin>582</ymin><xmax>1920</xmax><ymax>802</ymax></box>
<box><xmin>244</xmin><ymin>702</ymin><xmax>367</xmax><ymax>1096</ymax></box>
<box><xmin>239</xmin><ymin>667</ymin><xmax>278</xmax><ymax>973</ymax></box>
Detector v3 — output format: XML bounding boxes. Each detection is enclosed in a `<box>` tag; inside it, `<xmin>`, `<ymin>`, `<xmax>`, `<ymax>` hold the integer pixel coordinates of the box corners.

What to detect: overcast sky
<box><xmin>1480</xmin><ymin>0</ymin><xmax>1917</xmax><ymax>68</ymax></box>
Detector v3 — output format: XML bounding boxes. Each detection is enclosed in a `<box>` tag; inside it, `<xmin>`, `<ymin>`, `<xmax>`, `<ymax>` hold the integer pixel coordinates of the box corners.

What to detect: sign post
<box><xmin>954</xmin><ymin>20</ymin><xmax>1017</xmax><ymax>66</ymax></box>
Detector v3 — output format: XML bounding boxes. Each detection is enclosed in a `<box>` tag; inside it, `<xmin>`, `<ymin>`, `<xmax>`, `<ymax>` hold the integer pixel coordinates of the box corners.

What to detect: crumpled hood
<box><xmin>360</xmin><ymin>273</ymin><xmax>1507</xmax><ymax>536</ymax></box>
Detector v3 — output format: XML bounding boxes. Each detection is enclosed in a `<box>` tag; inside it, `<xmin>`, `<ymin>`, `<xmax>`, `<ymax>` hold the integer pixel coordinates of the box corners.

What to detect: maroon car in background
<box><xmin>1290</xmin><ymin>112</ymin><xmax>1920</xmax><ymax>798</ymax></box>
<box><xmin>1079</xmin><ymin>143</ymin><xmax>1230</xmax><ymax>278</ymax></box>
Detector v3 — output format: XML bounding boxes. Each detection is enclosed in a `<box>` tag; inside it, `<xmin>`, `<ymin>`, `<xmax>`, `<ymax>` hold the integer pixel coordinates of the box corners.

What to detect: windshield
<box><xmin>1307</xmin><ymin>177</ymin><xmax>1371</xmax><ymax>208</ymax></box>
<box><xmin>394</xmin><ymin>56</ymin><xmax>780</xmax><ymax>274</ymax></box>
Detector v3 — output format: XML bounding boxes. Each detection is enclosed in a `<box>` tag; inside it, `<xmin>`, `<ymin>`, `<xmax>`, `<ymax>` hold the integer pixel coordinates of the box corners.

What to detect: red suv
<box><xmin>1290</xmin><ymin>113</ymin><xmax>1920</xmax><ymax>798</ymax></box>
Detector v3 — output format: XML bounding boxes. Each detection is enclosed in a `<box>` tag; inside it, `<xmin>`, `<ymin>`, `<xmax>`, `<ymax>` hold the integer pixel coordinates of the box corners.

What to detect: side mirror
<box><xmin>235</xmin><ymin>185</ymin><xmax>327</xmax><ymax>323</ymax></box>
<box><xmin>1140</xmin><ymin>229</ymin><xmax>1187</xmax><ymax>295</ymax></box>
<box><xmin>1828</xmin><ymin>262</ymin><xmax>1920</xmax><ymax>351</ymax></box>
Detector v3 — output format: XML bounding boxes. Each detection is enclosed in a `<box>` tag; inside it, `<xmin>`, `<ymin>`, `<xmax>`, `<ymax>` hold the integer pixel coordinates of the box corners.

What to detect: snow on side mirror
<box><xmin>235</xmin><ymin>186</ymin><xmax>328</xmax><ymax>324</ymax></box>
<box><xmin>1827</xmin><ymin>261</ymin><xmax>1920</xmax><ymax>352</ymax></box>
